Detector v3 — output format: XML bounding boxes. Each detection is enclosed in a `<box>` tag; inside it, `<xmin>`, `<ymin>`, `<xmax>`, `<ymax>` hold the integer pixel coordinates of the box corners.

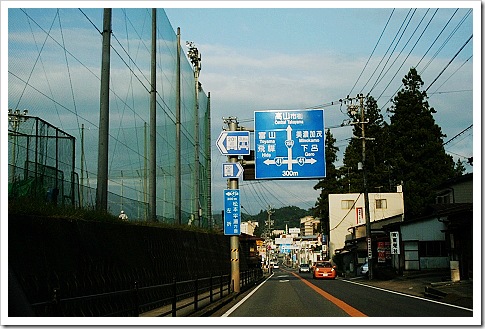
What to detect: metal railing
<box><xmin>30</xmin><ymin>269</ymin><xmax>262</xmax><ymax>317</ymax></box>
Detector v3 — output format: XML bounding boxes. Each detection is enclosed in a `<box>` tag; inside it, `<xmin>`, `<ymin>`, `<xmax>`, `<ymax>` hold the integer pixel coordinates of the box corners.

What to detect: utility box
<box><xmin>450</xmin><ymin>260</ymin><xmax>460</xmax><ymax>282</ymax></box>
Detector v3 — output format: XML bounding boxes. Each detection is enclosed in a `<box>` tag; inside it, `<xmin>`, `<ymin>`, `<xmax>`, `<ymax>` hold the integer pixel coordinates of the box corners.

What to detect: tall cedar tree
<box><xmin>387</xmin><ymin>68</ymin><xmax>455</xmax><ymax>218</ymax></box>
<box><xmin>313</xmin><ymin>129</ymin><xmax>343</xmax><ymax>236</ymax></box>
<box><xmin>342</xmin><ymin>96</ymin><xmax>391</xmax><ymax>194</ymax></box>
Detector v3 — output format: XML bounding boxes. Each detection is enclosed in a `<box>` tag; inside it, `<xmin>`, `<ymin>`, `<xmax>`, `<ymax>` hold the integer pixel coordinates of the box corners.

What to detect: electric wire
<box><xmin>443</xmin><ymin>124</ymin><xmax>473</xmax><ymax>146</ymax></box>
<box><xmin>425</xmin><ymin>35</ymin><xmax>472</xmax><ymax>92</ymax></box>
<box><xmin>430</xmin><ymin>55</ymin><xmax>472</xmax><ymax>95</ymax></box>
<box><xmin>15</xmin><ymin>9</ymin><xmax>58</xmax><ymax>110</ymax></box>
<box><xmin>377</xmin><ymin>9</ymin><xmax>470</xmax><ymax>112</ymax></box>
<box><xmin>348</xmin><ymin>9</ymin><xmax>395</xmax><ymax>97</ymax></box>
<box><xmin>376</xmin><ymin>9</ymin><xmax>437</xmax><ymax>101</ymax></box>
<box><xmin>368</xmin><ymin>9</ymin><xmax>416</xmax><ymax>95</ymax></box>
<box><xmin>58</xmin><ymin>9</ymin><xmax>83</xmax><ymax>148</ymax></box>
<box><xmin>360</xmin><ymin>8</ymin><xmax>413</xmax><ymax>94</ymax></box>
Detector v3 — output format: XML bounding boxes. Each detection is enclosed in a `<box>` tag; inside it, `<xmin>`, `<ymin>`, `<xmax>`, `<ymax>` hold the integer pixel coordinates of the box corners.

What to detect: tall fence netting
<box><xmin>8</xmin><ymin>8</ymin><xmax>211</xmax><ymax>225</ymax></box>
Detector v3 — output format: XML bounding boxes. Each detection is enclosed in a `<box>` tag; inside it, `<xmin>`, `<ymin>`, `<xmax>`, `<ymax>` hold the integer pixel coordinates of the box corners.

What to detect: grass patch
<box><xmin>8</xmin><ymin>196</ymin><xmax>219</xmax><ymax>234</ymax></box>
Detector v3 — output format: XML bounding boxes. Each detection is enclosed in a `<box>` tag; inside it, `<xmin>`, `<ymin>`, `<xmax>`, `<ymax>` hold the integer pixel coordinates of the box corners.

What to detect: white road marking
<box><xmin>222</xmin><ymin>273</ymin><xmax>274</xmax><ymax>317</ymax></box>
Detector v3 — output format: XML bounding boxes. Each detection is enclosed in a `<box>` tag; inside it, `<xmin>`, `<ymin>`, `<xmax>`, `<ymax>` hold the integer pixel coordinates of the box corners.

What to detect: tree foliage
<box><xmin>313</xmin><ymin>68</ymin><xmax>461</xmax><ymax>221</ymax></box>
<box><xmin>386</xmin><ymin>68</ymin><xmax>456</xmax><ymax>217</ymax></box>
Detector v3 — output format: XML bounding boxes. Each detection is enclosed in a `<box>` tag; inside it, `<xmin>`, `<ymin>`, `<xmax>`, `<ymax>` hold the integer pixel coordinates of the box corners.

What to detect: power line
<box><xmin>425</xmin><ymin>35</ymin><xmax>473</xmax><ymax>92</ymax></box>
<box><xmin>348</xmin><ymin>8</ymin><xmax>395</xmax><ymax>96</ymax></box>
<box><xmin>376</xmin><ymin>9</ymin><xmax>438</xmax><ymax>101</ymax></box>
<box><xmin>443</xmin><ymin>124</ymin><xmax>472</xmax><ymax>146</ymax></box>
<box><xmin>363</xmin><ymin>8</ymin><xmax>414</xmax><ymax>94</ymax></box>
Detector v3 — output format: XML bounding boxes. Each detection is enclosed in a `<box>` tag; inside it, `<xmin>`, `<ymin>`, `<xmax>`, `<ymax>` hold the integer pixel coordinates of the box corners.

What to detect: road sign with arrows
<box><xmin>222</xmin><ymin>162</ymin><xmax>244</xmax><ymax>178</ymax></box>
<box><xmin>254</xmin><ymin>109</ymin><xmax>326</xmax><ymax>179</ymax></box>
<box><xmin>216</xmin><ymin>131</ymin><xmax>250</xmax><ymax>155</ymax></box>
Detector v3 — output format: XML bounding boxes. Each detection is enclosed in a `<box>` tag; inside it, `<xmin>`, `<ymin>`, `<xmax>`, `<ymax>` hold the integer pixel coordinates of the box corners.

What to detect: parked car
<box><xmin>359</xmin><ymin>262</ymin><xmax>368</xmax><ymax>276</ymax></box>
<box><xmin>312</xmin><ymin>261</ymin><xmax>337</xmax><ymax>279</ymax></box>
<box><xmin>299</xmin><ymin>263</ymin><xmax>310</xmax><ymax>273</ymax></box>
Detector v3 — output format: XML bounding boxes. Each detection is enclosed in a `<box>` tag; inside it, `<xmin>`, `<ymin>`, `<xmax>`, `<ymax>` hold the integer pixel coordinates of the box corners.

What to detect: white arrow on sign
<box><xmin>217</xmin><ymin>131</ymin><xmax>229</xmax><ymax>154</ymax></box>
<box><xmin>263</xmin><ymin>157</ymin><xmax>317</xmax><ymax>166</ymax></box>
<box><xmin>222</xmin><ymin>162</ymin><xmax>244</xmax><ymax>178</ymax></box>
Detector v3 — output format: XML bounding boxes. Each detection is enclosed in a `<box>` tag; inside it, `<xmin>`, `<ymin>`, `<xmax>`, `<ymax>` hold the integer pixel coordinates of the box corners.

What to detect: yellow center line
<box><xmin>289</xmin><ymin>270</ymin><xmax>368</xmax><ymax>317</ymax></box>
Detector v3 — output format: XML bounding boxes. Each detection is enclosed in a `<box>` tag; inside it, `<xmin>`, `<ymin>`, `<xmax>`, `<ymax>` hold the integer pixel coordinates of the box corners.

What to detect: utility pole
<box><xmin>175</xmin><ymin>27</ymin><xmax>182</xmax><ymax>224</ymax></box>
<box><xmin>347</xmin><ymin>94</ymin><xmax>374</xmax><ymax>280</ymax></box>
<box><xmin>266</xmin><ymin>206</ymin><xmax>274</xmax><ymax>269</ymax></box>
<box><xmin>149</xmin><ymin>8</ymin><xmax>157</xmax><ymax>221</ymax></box>
<box><xmin>206</xmin><ymin>93</ymin><xmax>212</xmax><ymax>229</ymax></box>
<box><xmin>96</xmin><ymin>8</ymin><xmax>112</xmax><ymax>212</ymax></box>
<box><xmin>226</xmin><ymin>117</ymin><xmax>240</xmax><ymax>293</ymax></box>
<box><xmin>359</xmin><ymin>94</ymin><xmax>373</xmax><ymax>280</ymax></box>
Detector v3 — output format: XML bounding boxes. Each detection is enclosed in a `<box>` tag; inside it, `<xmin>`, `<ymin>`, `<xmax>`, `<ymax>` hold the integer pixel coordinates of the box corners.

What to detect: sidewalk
<box><xmin>351</xmin><ymin>270</ymin><xmax>473</xmax><ymax>310</ymax></box>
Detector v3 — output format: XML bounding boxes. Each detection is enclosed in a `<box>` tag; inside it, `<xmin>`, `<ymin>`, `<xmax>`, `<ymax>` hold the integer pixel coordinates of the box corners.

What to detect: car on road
<box><xmin>312</xmin><ymin>261</ymin><xmax>337</xmax><ymax>279</ymax></box>
<box><xmin>270</xmin><ymin>261</ymin><xmax>279</xmax><ymax>269</ymax></box>
<box><xmin>299</xmin><ymin>263</ymin><xmax>310</xmax><ymax>273</ymax></box>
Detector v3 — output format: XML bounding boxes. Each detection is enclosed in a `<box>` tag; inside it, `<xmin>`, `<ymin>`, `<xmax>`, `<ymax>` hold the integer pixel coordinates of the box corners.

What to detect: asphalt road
<box><xmin>215</xmin><ymin>267</ymin><xmax>473</xmax><ymax>319</ymax></box>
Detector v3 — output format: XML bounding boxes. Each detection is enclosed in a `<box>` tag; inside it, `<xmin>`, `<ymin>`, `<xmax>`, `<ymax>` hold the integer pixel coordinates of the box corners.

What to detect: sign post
<box><xmin>219</xmin><ymin>117</ymin><xmax>247</xmax><ymax>293</ymax></box>
<box><xmin>254</xmin><ymin>109</ymin><xmax>326</xmax><ymax>179</ymax></box>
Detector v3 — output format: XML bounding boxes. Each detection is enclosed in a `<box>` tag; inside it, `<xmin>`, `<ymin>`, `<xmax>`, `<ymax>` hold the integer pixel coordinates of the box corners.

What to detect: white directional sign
<box><xmin>216</xmin><ymin>131</ymin><xmax>250</xmax><ymax>155</ymax></box>
<box><xmin>222</xmin><ymin>162</ymin><xmax>244</xmax><ymax>178</ymax></box>
<box><xmin>254</xmin><ymin>109</ymin><xmax>326</xmax><ymax>179</ymax></box>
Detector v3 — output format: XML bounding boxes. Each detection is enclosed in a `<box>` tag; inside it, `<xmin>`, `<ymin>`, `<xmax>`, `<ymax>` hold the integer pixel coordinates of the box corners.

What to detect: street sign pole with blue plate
<box><xmin>224</xmin><ymin>189</ymin><xmax>241</xmax><ymax>235</ymax></box>
<box><xmin>254</xmin><ymin>109</ymin><xmax>326</xmax><ymax>179</ymax></box>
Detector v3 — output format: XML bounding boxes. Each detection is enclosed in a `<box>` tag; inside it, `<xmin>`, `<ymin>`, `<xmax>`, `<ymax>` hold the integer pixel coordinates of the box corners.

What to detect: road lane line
<box><xmin>343</xmin><ymin>279</ymin><xmax>473</xmax><ymax>312</ymax></box>
<box><xmin>290</xmin><ymin>272</ymin><xmax>368</xmax><ymax>317</ymax></box>
<box><xmin>221</xmin><ymin>273</ymin><xmax>274</xmax><ymax>317</ymax></box>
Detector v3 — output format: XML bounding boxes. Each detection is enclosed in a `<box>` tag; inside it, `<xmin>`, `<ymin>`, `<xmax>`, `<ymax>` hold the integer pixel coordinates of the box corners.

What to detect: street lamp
<box><xmin>8</xmin><ymin>109</ymin><xmax>29</xmax><ymax>184</ymax></box>
<box><xmin>186</xmin><ymin>41</ymin><xmax>203</xmax><ymax>226</ymax></box>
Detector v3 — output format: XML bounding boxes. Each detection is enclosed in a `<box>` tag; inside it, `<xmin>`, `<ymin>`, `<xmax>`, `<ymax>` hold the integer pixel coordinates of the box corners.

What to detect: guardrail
<box><xmin>30</xmin><ymin>269</ymin><xmax>262</xmax><ymax>317</ymax></box>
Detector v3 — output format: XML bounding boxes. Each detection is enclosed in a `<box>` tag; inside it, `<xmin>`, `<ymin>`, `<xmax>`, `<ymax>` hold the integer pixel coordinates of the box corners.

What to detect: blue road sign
<box><xmin>254</xmin><ymin>109</ymin><xmax>326</xmax><ymax>179</ymax></box>
<box><xmin>222</xmin><ymin>162</ymin><xmax>244</xmax><ymax>178</ymax></box>
<box><xmin>224</xmin><ymin>189</ymin><xmax>241</xmax><ymax>235</ymax></box>
<box><xmin>216</xmin><ymin>131</ymin><xmax>250</xmax><ymax>155</ymax></box>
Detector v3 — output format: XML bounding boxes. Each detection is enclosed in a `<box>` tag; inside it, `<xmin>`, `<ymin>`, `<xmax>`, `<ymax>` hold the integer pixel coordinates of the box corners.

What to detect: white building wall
<box><xmin>328</xmin><ymin>192</ymin><xmax>404</xmax><ymax>257</ymax></box>
<box><xmin>400</xmin><ymin>219</ymin><xmax>446</xmax><ymax>241</ymax></box>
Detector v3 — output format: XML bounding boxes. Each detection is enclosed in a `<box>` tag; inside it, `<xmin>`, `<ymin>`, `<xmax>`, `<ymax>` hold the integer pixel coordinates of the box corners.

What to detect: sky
<box><xmin>2</xmin><ymin>1</ymin><xmax>480</xmax><ymax>217</ymax></box>
<box><xmin>164</xmin><ymin>2</ymin><xmax>478</xmax><ymax>214</ymax></box>
<box><xmin>1</xmin><ymin>1</ymin><xmax>481</xmax><ymax>326</ymax></box>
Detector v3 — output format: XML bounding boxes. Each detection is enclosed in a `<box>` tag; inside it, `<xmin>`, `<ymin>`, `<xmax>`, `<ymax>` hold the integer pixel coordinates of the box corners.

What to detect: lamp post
<box><xmin>8</xmin><ymin>109</ymin><xmax>29</xmax><ymax>184</ymax></box>
<box><xmin>187</xmin><ymin>41</ymin><xmax>202</xmax><ymax>226</ymax></box>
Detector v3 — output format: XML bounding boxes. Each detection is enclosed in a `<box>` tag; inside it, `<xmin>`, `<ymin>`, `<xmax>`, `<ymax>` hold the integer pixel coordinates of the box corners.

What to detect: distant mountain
<box><xmin>212</xmin><ymin>206</ymin><xmax>311</xmax><ymax>233</ymax></box>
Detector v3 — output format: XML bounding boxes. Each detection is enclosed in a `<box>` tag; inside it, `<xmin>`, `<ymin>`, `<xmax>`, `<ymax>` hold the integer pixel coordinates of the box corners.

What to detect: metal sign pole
<box><xmin>226</xmin><ymin>118</ymin><xmax>240</xmax><ymax>293</ymax></box>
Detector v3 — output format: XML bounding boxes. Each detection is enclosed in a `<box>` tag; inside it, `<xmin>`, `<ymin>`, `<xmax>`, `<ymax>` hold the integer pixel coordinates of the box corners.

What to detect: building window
<box><xmin>419</xmin><ymin>241</ymin><xmax>447</xmax><ymax>257</ymax></box>
<box><xmin>436</xmin><ymin>189</ymin><xmax>452</xmax><ymax>204</ymax></box>
<box><xmin>341</xmin><ymin>200</ymin><xmax>355</xmax><ymax>209</ymax></box>
<box><xmin>376</xmin><ymin>199</ymin><xmax>387</xmax><ymax>209</ymax></box>
<box><xmin>436</xmin><ymin>194</ymin><xmax>451</xmax><ymax>204</ymax></box>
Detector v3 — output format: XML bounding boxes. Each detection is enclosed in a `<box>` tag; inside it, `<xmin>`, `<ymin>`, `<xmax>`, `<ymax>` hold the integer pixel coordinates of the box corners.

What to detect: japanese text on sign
<box><xmin>224</xmin><ymin>189</ymin><xmax>241</xmax><ymax>235</ymax></box>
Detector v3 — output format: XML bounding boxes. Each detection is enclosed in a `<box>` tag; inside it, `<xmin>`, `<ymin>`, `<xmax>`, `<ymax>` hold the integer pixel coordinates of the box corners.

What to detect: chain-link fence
<box><xmin>8</xmin><ymin>9</ymin><xmax>211</xmax><ymax>225</ymax></box>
